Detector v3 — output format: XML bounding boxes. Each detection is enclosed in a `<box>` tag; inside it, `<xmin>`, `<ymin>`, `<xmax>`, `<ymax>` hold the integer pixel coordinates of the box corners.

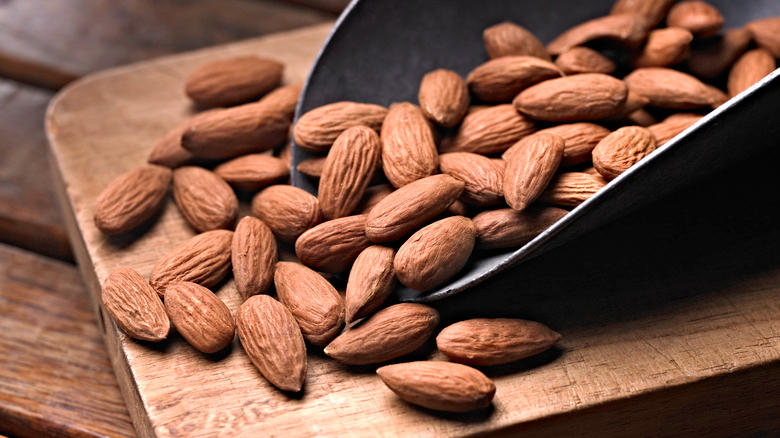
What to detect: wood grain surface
<box><xmin>46</xmin><ymin>23</ymin><xmax>779</xmax><ymax>437</ymax></box>
<box><xmin>0</xmin><ymin>243</ymin><xmax>134</xmax><ymax>438</ymax></box>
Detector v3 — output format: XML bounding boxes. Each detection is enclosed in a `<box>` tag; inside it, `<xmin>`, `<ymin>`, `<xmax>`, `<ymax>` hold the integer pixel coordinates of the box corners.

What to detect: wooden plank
<box><xmin>46</xmin><ymin>23</ymin><xmax>779</xmax><ymax>437</ymax></box>
<box><xmin>0</xmin><ymin>243</ymin><xmax>134</xmax><ymax>438</ymax></box>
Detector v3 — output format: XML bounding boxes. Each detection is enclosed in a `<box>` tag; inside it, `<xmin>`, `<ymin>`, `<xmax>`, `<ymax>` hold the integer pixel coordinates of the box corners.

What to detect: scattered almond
<box><xmin>164</xmin><ymin>281</ymin><xmax>235</xmax><ymax>353</ymax></box>
<box><xmin>555</xmin><ymin>46</ymin><xmax>616</xmax><ymax>75</ymax></box>
<box><xmin>727</xmin><ymin>48</ymin><xmax>776</xmax><ymax>97</ymax></box>
<box><xmin>483</xmin><ymin>21</ymin><xmax>550</xmax><ymax>60</ymax></box>
<box><xmin>634</xmin><ymin>27</ymin><xmax>693</xmax><ymax>68</ymax></box>
<box><xmin>357</xmin><ymin>184</ymin><xmax>395</xmax><ymax>214</ymax></box>
<box><xmin>172</xmin><ymin>166</ymin><xmax>238</xmax><ymax>232</ymax></box>
<box><xmin>466</xmin><ymin>56</ymin><xmax>562</xmax><ymax>102</ymax></box>
<box><xmin>232</xmin><ymin>216</ymin><xmax>277</xmax><ymax>300</ymax></box>
<box><xmin>547</xmin><ymin>14</ymin><xmax>650</xmax><ymax>55</ymax></box>
<box><xmin>666</xmin><ymin>1</ymin><xmax>724</xmax><ymax>38</ymax></box>
<box><xmin>687</xmin><ymin>27</ymin><xmax>752</xmax><ymax>78</ymax></box>
<box><xmin>529</xmin><ymin>123</ymin><xmax>611</xmax><ymax>167</ymax></box>
<box><xmin>439</xmin><ymin>152</ymin><xmax>504</xmax><ymax>206</ymax></box>
<box><xmin>514</xmin><ymin>73</ymin><xmax>628</xmax><ymax>121</ymax></box>
<box><xmin>473</xmin><ymin>207</ymin><xmax>568</xmax><ymax>249</ymax></box>
<box><xmin>440</xmin><ymin>104</ymin><xmax>536</xmax><ymax>154</ymax></box>
<box><xmin>296</xmin><ymin>157</ymin><xmax>325</xmax><ymax>179</ymax></box>
<box><xmin>94</xmin><ymin>165</ymin><xmax>171</xmax><ymax>235</ymax></box>
<box><xmin>418</xmin><ymin>69</ymin><xmax>470</xmax><ymax>127</ymax></box>
<box><xmin>592</xmin><ymin>126</ymin><xmax>657</xmax><ymax>180</ymax></box>
<box><xmin>648</xmin><ymin>113</ymin><xmax>703</xmax><ymax>146</ymax></box>
<box><xmin>214</xmin><ymin>154</ymin><xmax>289</xmax><ymax>191</ymax></box>
<box><xmin>381</xmin><ymin>102</ymin><xmax>439</xmax><ymax>188</ymax></box>
<box><xmin>150</xmin><ymin>230</ymin><xmax>233</xmax><ymax>296</ymax></box>
<box><xmin>746</xmin><ymin>17</ymin><xmax>780</xmax><ymax>58</ymax></box>
<box><xmin>624</xmin><ymin>67</ymin><xmax>723</xmax><ymax>109</ymax></box>
<box><xmin>540</xmin><ymin>172</ymin><xmax>607</xmax><ymax>208</ymax></box>
<box><xmin>610</xmin><ymin>0</ymin><xmax>675</xmax><ymax>28</ymax></box>
<box><xmin>251</xmin><ymin>185</ymin><xmax>321</xmax><ymax>242</ymax></box>
<box><xmin>295</xmin><ymin>214</ymin><xmax>372</xmax><ymax>273</ymax></box>
<box><xmin>503</xmin><ymin>133</ymin><xmax>565</xmax><ymax>210</ymax></box>
<box><xmin>345</xmin><ymin>245</ymin><xmax>396</xmax><ymax>323</ymax></box>
<box><xmin>185</xmin><ymin>56</ymin><xmax>283</xmax><ymax>107</ymax></box>
<box><xmin>101</xmin><ymin>267</ymin><xmax>169</xmax><ymax>342</ymax></box>
<box><xmin>257</xmin><ymin>83</ymin><xmax>302</xmax><ymax>120</ymax></box>
<box><xmin>293</xmin><ymin>101</ymin><xmax>387</xmax><ymax>152</ymax></box>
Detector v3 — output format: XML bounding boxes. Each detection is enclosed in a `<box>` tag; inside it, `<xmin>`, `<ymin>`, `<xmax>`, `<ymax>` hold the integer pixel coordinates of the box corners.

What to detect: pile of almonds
<box><xmin>95</xmin><ymin>1</ymin><xmax>778</xmax><ymax>413</ymax></box>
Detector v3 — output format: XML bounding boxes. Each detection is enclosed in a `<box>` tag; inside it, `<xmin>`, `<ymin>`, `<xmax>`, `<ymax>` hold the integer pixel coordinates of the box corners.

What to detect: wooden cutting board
<box><xmin>46</xmin><ymin>23</ymin><xmax>780</xmax><ymax>437</ymax></box>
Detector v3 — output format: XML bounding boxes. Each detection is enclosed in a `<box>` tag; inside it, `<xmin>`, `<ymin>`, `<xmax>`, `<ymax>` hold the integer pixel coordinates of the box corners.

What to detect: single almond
<box><xmin>610</xmin><ymin>0</ymin><xmax>675</xmax><ymax>27</ymax></box>
<box><xmin>324</xmin><ymin>303</ymin><xmax>439</xmax><ymax>365</ymax></box>
<box><xmin>648</xmin><ymin>113</ymin><xmax>703</xmax><ymax>146</ymax></box>
<box><xmin>440</xmin><ymin>104</ymin><xmax>536</xmax><ymax>154</ymax></box>
<box><xmin>436</xmin><ymin>318</ymin><xmax>561</xmax><ymax>366</ymax></box>
<box><xmin>503</xmin><ymin>133</ymin><xmax>565</xmax><ymax>210</ymax></box>
<box><xmin>627</xmin><ymin>109</ymin><xmax>657</xmax><ymax>127</ymax></box>
<box><xmin>634</xmin><ymin>27</ymin><xmax>694</xmax><ymax>68</ymax></box>
<box><xmin>446</xmin><ymin>200</ymin><xmax>469</xmax><ymax>217</ymax></box>
<box><xmin>293</xmin><ymin>101</ymin><xmax>387</xmax><ymax>152</ymax></box>
<box><xmin>524</xmin><ymin>123</ymin><xmax>611</xmax><ymax>167</ymax></box>
<box><xmin>94</xmin><ymin>165</ymin><xmax>171</xmax><ymax>235</ymax></box>
<box><xmin>466</xmin><ymin>56</ymin><xmax>562</xmax><ymax>102</ymax></box>
<box><xmin>172</xmin><ymin>166</ymin><xmax>238</xmax><ymax>232</ymax></box>
<box><xmin>592</xmin><ymin>126</ymin><xmax>657</xmax><ymax>180</ymax></box>
<box><xmin>345</xmin><ymin>245</ymin><xmax>396</xmax><ymax>323</ymax></box>
<box><xmin>612</xmin><ymin>89</ymin><xmax>651</xmax><ymax>119</ymax></box>
<box><xmin>687</xmin><ymin>27</ymin><xmax>752</xmax><ymax>78</ymax></box>
<box><xmin>667</xmin><ymin>1</ymin><xmax>724</xmax><ymax>38</ymax></box>
<box><xmin>377</xmin><ymin>361</ymin><xmax>495</xmax><ymax>412</ymax></box>
<box><xmin>746</xmin><ymin>17</ymin><xmax>780</xmax><ymax>58</ymax></box>
<box><xmin>236</xmin><ymin>295</ymin><xmax>307</xmax><ymax>392</ymax></box>
<box><xmin>296</xmin><ymin>157</ymin><xmax>326</xmax><ymax>179</ymax></box>
<box><xmin>473</xmin><ymin>206</ymin><xmax>568</xmax><ymax>249</ymax></box>
<box><xmin>555</xmin><ymin>47</ymin><xmax>616</xmax><ymax>75</ymax></box>
<box><xmin>366</xmin><ymin>174</ymin><xmax>464</xmax><ymax>242</ymax></box>
<box><xmin>381</xmin><ymin>102</ymin><xmax>439</xmax><ymax>188</ymax></box>
<box><xmin>232</xmin><ymin>216</ymin><xmax>277</xmax><ymax>300</ymax></box>
<box><xmin>483</xmin><ymin>21</ymin><xmax>550</xmax><ymax>60</ymax></box>
<box><xmin>439</xmin><ymin>152</ymin><xmax>504</xmax><ymax>206</ymax></box>
<box><xmin>547</xmin><ymin>14</ymin><xmax>650</xmax><ymax>55</ymax></box>
<box><xmin>727</xmin><ymin>48</ymin><xmax>776</xmax><ymax>97</ymax></box>
<box><xmin>101</xmin><ymin>267</ymin><xmax>170</xmax><ymax>342</ymax></box>
<box><xmin>319</xmin><ymin>126</ymin><xmax>381</xmax><ymax>219</ymax></box>
<box><xmin>251</xmin><ymin>185</ymin><xmax>321</xmax><ymax>242</ymax></box>
<box><xmin>214</xmin><ymin>154</ymin><xmax>289</xmax><ymax>191</ymax></box>
<box><xmin>150</xmin><ymin>230</ymin><xmax>233</xmax><ymax>296</ymax></box>
<box><xmin>418</xmin><ymin>69</ymin><xmax>470</xmax><ymax>127</ymax></box>
<box><xmin>258</xmin><ymin>83</ymin><xmax>302</xmax><ymax>120</ymax></box>
<box><xmin>164</xmin><ymin>282</ymin><xmax>235</xmax><ymax>353</ymax></box>
<box><xmin>624</xmin><ymin>67</ymin><xmax>724</xmax><ymax>109</ymax></box>
<box><xmin>394</xmin><ymin>216</ymin><xmax>476</xmax><ymax>292</ymax></box>
<box><xmin>295</xmin><ymin>214</ymin><xmax>372</xmax><ymax>273</ymax></box>
<box><xmin>274</xmin><ymin>262</ymin><xmax>344</xmax><ymax>346</ymax></box>
<box><xmin>147</xmin><ymin>111</ymin><xmax>219</xmax><ymax>168</ymax></box>
<box><xmin>357</xmin><ymin>184</ymin><xmax>395</xmax><ymax>214</ymax></box>
<box><xmin>185</xmin><ymin>56</ymin><xmax>283</xmax><ymax>107</ymax></box>
<box><xmin>540</xmin><ymin>172</ymin><xmax>607</xmax><ymax>208</ymax></box>
<box><xmin>514</xmin><ymin>73</ymin><xmax>628</xmax><ymax>122</ymax></box>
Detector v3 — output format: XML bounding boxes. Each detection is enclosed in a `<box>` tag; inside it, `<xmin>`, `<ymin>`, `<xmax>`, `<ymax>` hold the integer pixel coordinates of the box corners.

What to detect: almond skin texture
<box><xmin>540</xmin><ymin>172</ymin><xmax>607</xmax><ymax>208</ymax></box>
<box><xmin>634</xmin><ymin>27</ymin><xmax>694</xmax><ymax>68</ymax></box>
<box><xmin>610</xmin><ymin>0</ymin><xmax>675</xmax><ymax>27</ymax></box>
<box><xmin>547</xmin><ymin>14</ymin><xmax>650</xmax><ymax>55</ymax></box>
<box><xmin>172</xmin><ymin>166</ymin><xmax>238</xmax><ymax>232</ymax></box>
<box><xmin>381</xmin><ymin>103</ymin><xmax>439</xmax><ymax>188</ymax></box>
<box><xmin>345</xmin><ymin>245</ymin><xmax>396</xmax><ymax>323</ymax></box>
<box><xmin>232</xmin><ymin>216</ymin><xmax>277</xmax><ymax>300</ymax></box>
<box><xmin>274</xmin><ymin>262</ymin><xmax>344</xmax><ymax>346</ymax></box>
<box><xmin>101</xmin><ymin>267</ymin><xmax>170</xmax><ymax>342</ymax></box>
<box><xmin>357</xmin><ymin>184</ymin><xmax>395</xmax><ymax>214</ymax></box>
<box><xmin>592</xmin><ymin>126</ymin><xmax>657</xmax><ymax>180</ymax></box>
<box><xmin>185</xmin><ymin>56</ymin><xmax>283</xmax><ymax>107</ymax></box>
<box><xmin>418</xmin><ymin>69</ymin><xmax>470</xmax><ymax>127</ymax></box>
<box><xmin>377</xmin><ymin>361</ymin><xmax>495</xmax><ymax>412</ymax></box>
<box><xmin>214</xmin><ymin>154</ymin><xmax>289</xmax><ymax>191</ymax></box>
<box><xmin>295</xmin><ymin>215</ymin><xmax>371</xmax><ymax>273</ymax></box>
<box><xmin>319</xmin><ymin>126</ymin><xmax>381</xmax><ymax>219</ymax></box>
<box><xmin>150</xmin><ymin>230</ymin><xmax>233</xmax><ymax>296</ymax></box>
<box><xmin>555</xmin><ymin>47</ymin><xmax>616</xmax><ymax>75</ymax></box>
<box><xmin>667</xmin><ymin>1</ymin><xmax>723</xmax><ymax>38</ymax></box>
<box><xmin>648</xmin><ymin>113</ymin><xmax>703</xmax><ymax>146</ymax></box>
<box><xmin>436</xmin><ymin>318</ymin><xmax>561</xmax><ymax>366</ymax></box>
<box><xmin>473</xmin><ymin>207</ymin><xmax>568</xmax><ymax>249</ymax></box>
<box><xmin>366</xmin><ymin>174</ymin><xmax>465</xmax><ymax>243</ymax></box>
<box><xmin>148</xmin><ymin>112</ymin><xmax>217</xmax><ymax>168</ymax></box>
<box><xmin>503</xmin><ymin>133</ymin><xmax>565</xmax><ymax>211</ymax></box>
<box><xmin>483</xmin><ymin>22</ymin><xmax>550</xmax><ymax>60</ymax></box>
<box><xmin>296</xmin><ymin>157</ymin><xmax>325</xmax><ymax>179</ymax></box>
<box><xmin>624</xmin><ymin>67</ymin><xmax>723</xmax><ymax>109</ymax></box>
<box><xmin>394</xmin><ymin>216</ymin><xmax>476</xmax><ymax>292</ymax></box>
<box><xmin>236</xmin><ymin>295</ymin><xmax>307</xmax><ymax>392</ymax></box>
<box><xmin>746</xmin><ymin>17</ymin><xmax>780</xmax><ymax>58</ymax></box>
<box><xmin>258</xmin><ymin>83</ymin><xmax>302</xmax><ymax>120</ymax></box>
<box><xmin>251</xmin><ymin>185</ymin><xmax>321</xmax><ymax>242</ymax></box>
<box><xmin>529</xmin><ymin>123</ymin><xmax>611</xmax><ymax>167</ymax></box>
<box><xmin>294</xmin><ymin>102</ymin><xmax>387</xmax><ymax>152</ymax></box>
<box><xmin>164</xmin><ymin>282</ymin><xmax>235</xmax><ymax>354</ymax></box>
<box><xmin>514</xmin><ymin>74</ymin><xmax>628</xmax><ymax>122</ymax></box>
<box><xmin>466</xmin><ymin>56</ymin><xmax>562</xmax><ymax>102</ymax></box>
<box><xmin>94</xmin><ymin>165</ymin><xmax>171</xmax><ymax>235</ymax></box>
<box><xmin>687</xmin><ymin>27</ymin><xmax>752</xmax><ymax>78</ymax></box>
<box><xmin>439</xmin><ymin>152</ymin><xmax>504</xmax><ymax>206</ymax></box>
<box><xmin>324</xmin><ymin>303</ymin><xmax>439</xmax><ymax>365</ymax></box>
<box><xmin>727</xmin><ymin>48</ymin><xmax>776</xmax><ymax>97</ymax></box>
<box><xmin>440</xmin><ymin>104</ymin><xmax>536</xmax><ymax>154</ymax></box>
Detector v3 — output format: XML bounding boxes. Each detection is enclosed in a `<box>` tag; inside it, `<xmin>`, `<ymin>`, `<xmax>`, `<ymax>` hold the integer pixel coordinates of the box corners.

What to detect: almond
<box><xmin>258</xmin><ymin>83</ymin><xmax>302</xmax><ymax>120</ymax></box>
<box><xmin>592</xmin><ymin>126</ymin><xmax>657</xmax><ymax>180</ymax></box>
<box><xmin>418</xmin><ymin>69</ymin><xmax>470</xmax><ymax>127</ymax></box>
<box><xmin>185</xmin><ymin>56</ymin><xmax>283</xmax><ymax>107</ymax></box>
<box><xmin>436</xmin><ymin>318</ymin><xmax>561</xmax><ymax>366</ymax></box>
<box><xmin>667</xmin><ymin>1</ymin><xmax>723</xmax><ymax>38</ymax></box>
<box><xmin>627</xmin><ymin>109</ymin><xmax>657</xmax><ymax>127</ymax></box>
<box><xmin>514</xmin><ymin>73</ymin><xmax>628</xmax><ymax>122</ymax></box>
<box><xmin>380</xmin><ymin>103</ymin><xmax>439</xmax><ymax>188</ymax></box>
<box><xmin>634</xmin><ymin>27</ymin><xmax>694</xmax><ymax>68</ymax></box>
<box><xmin>236</xmin><ymin>295</ymin><xmax>307</xmax><ymax>392</ymax></box>
<box><xmin>251</xmin><ymin>185</ymin><xmax>321</xmax><ymax>242</ymax></box>
<box><xmin>214</xmin><ymin>154</ymin><xmax>289</xmax><ymax>191</ymax></box>
<box><xmin>647</xmin><ymin>113</ymin><xmax>703</xmax><ymax>146</ymax></box>
<box><xmin>319</xmin><ymin>126</ymin><xmax>381</xmax><ymax>219</ymax></box>
<box><xmin>612</xmin><ymin>90</ymin><xmax>651</xmax><ymax>119</ymax></box>
<box><xmin>446</xmin><ymin>200</ymin><xmax>469</xmax><ymax>217</ymax></box>
<box><xmin>101</xmin><ymin>267</ymin><xmax>169</xmax><ymax>342</ymax></box>
<box><xmin>526</xmin><ymin>123</ymin><xmax>611</xmax><ymax>167</ymax></box>
<box><xmin>172</xmin><ymin>166</ymin><xmax>238</xmax><ymax>232</ymax></box>
<box><xmin>466</xmin><ymin>56</ymin><xmax>562</xmax><ymax>102</ymax></box>
<box><xmin>295</xmin><ymin>214</ymin><xmax>372</xmax><ymax>273</ymax></box>
<box><xmin>377</xmin><ymin>361</ymin><xmax>495</xmax><ymax>412</ymax></box>
<box><xmin>746</xmin><ymin>17</ymin><xmax>780</xmax><ymax>58</ymax></box>
<box><xmin>547</xmin><ymin>14</ymin><xmax>650</xmax><ymax>55</ymax></box>
<box><xmin>345</xmin><ymin>245</ymin><xmax>396</xmax><ymax>323</ymax></box>
<box><xmin>503</xmin><ymin>133</ymin><xmax>565</xmax><ymax>210</ymax></box>
<box><xmin>540</xmin><ymin>172</ymin><xmax>607</xmax><ymax>208</ymax></box>
<box><xmin>232</xmin><ymin>216</ymin><xmax>277</xmax><ymax>300</ymax></box>
<box><xmin>473</xmin><ymin>207</ymin><xmax>568</xmax><ymax>249</ymax></box>
<box><xmin>555</xmin><ymin>47</ymin><xmax>616</xmax><ymax>75</ymax></box>
<box><xmin>483</xmin><ymin>22</ymin><xmax>550</xmax><ymax>60</ymax></box>
<box><xmin>274</xmin><ymin>262</ymin><xmax>344</xmax><ymax>346</ymax></box>
<box><xmin>357</xmin><ymin>184</ymin><xmax>395</xmax><ymax>214</ymax></box>
<box><xmin>164</xmin><ymin>282</ymin><xmax>235</xmax><ymax>353</ymax></box>
<box><xmin>440</xmin><ymin>104</ymin><xmax>536</xmax><ymax>154</ymax></box>
<box><xmin>624</xmin><ymin>67</ymin><xmax>723</xmax><ymax>109</ymax></box>
<box><xmin>324</xmin><ymin>303</ymin><xmax>439</xmax><ymax>365</ymax></box>
<box><xmin>610</xmin><ymin>0</ymin><xmax>675</xmax><ymax>27</ymax></box>
<box><xmin>366</xmin><ymin>174</ymin><xmax>464</xmax><ymax>242</ymax></box>
<box><xmin>727</xmin><ymin>48</ymin><xmax>776</xmax><ymax>97</ymax></box>
<box><xmin>394</xmin><ymin>216</ymin><xmax>476</xmax><ymax>292</ymax></box>
<box><xmin>150</xmin><ymin>230</ymin><xmax>233</xmax><ymax>296</ymax></box>
<box><xmin>296</xmin><ymin>157</ymin><xmax>325</xmax><ymax>179</ymax></box>
<box><xmin>148</xmin><ymin>111</ymin><xmax>218</xmax><ymax>168</ymax></box>
<box><xmin>439</xmin><ymin>152</ymin><xmax>504</xmax><ymax>206</ymax></box>
<box><xmin>94</xmin><ymin>165</ymin><xmax>171</xmax><ymax>235</ymax></box>
<box><xmin>687</xmin><ymin>27</ymin><xmax>752</xmax><ymax>78</ymax></box>
<box><xmin>293</xmin><ymin>101</ymin><xmax>387</xmax><ymax>152</ymax></box>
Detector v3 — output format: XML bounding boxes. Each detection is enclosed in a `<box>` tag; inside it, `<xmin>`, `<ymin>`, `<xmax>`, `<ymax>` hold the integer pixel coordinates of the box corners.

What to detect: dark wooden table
<box><xmin>0</xmin><ymin>2</ymin><xmax>346</xmax><ymax>437</ymax></box>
